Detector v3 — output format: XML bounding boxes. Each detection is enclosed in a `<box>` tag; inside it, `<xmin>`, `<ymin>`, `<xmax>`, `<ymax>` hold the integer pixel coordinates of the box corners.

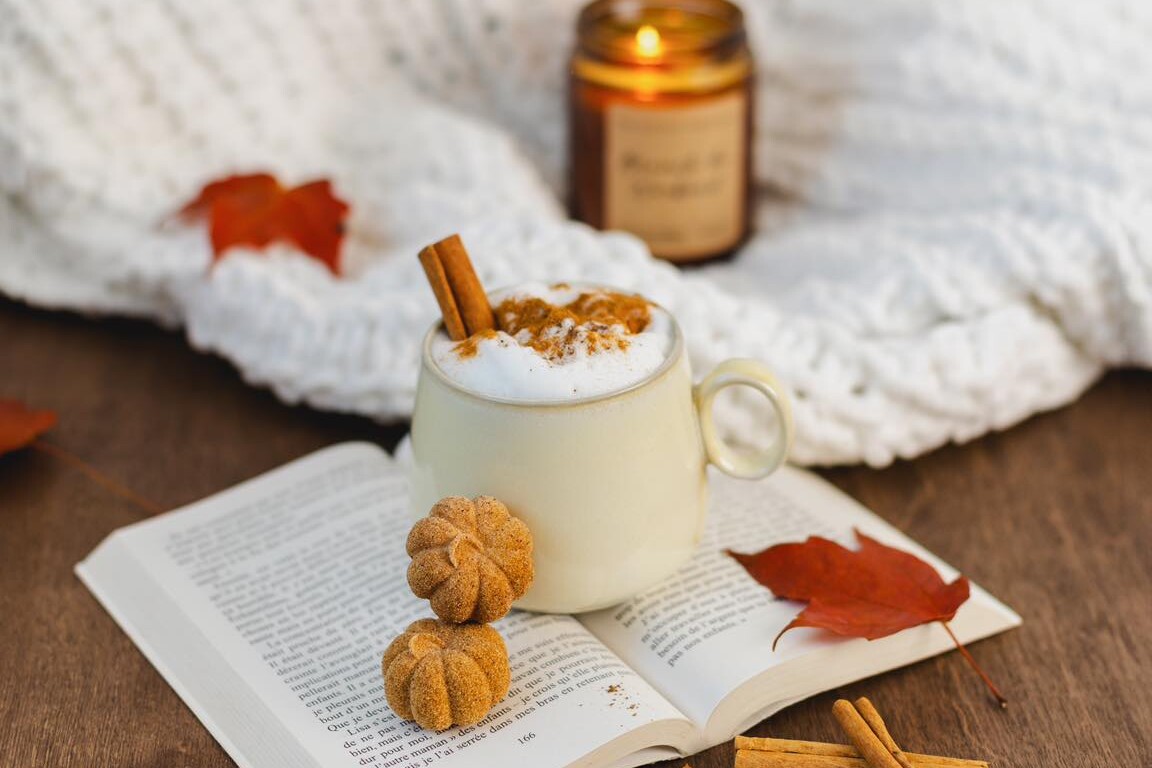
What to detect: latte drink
<box><xmin>409</xmin><ymin>283</ymin><xmax>791</xmax><ymax>613</ymax></box>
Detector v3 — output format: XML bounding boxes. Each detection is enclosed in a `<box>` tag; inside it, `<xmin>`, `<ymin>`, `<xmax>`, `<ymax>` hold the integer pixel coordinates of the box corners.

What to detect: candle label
<box><xmin>604</xmin><ymin>91</ymin><xmax>745</xmax><ymax>260</ymax></box>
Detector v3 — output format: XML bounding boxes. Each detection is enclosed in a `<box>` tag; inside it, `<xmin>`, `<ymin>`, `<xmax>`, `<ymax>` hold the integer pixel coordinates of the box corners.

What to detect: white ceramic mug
<box><xmin>408</xmin><ymin>301</ymin><xmax>793</xmax><ymax>613</ymax></box>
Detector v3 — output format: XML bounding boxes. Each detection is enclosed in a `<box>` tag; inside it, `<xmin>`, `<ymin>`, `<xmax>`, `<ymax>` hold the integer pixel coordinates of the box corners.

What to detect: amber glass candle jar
<box><xmin>569</xmin><ymin>0</ymin><xmax>753</xmax><ymax>264</ymax></box>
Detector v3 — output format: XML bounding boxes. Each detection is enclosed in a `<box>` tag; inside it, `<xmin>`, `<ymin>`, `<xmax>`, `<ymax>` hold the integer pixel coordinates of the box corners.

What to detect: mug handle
<box><xmin>693</xmin><ymin>358</ymin><xmax>794</xmax><ymax>479</ymax></box>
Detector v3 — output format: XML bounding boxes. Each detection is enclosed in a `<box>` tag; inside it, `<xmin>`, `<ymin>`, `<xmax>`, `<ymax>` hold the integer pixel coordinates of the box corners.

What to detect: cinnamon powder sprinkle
<box><xmin>453</xmin><ymin>328</ymin><xmax>500</xmax><ymax>359</ymax></box>
<box><xmin>453</xmin><ymin>288</ymin><xmax>652</xmax><ymax>363</ymax></box>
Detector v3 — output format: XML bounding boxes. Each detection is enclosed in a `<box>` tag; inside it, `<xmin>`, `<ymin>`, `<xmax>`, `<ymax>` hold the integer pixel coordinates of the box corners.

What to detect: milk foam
<box><xmin>430</xmin><ymin>283</ymin><xmax>674</xmax><ymax>401</ymax></box>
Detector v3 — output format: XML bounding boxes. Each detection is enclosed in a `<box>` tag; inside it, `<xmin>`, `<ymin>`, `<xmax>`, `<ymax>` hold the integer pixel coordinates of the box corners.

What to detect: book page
<box><xmin>80</xmin><ymin>443</ymin><xmax>691</xmax><ymax>768</ymax></box>
<box><xmin>579</xmin><ymin>466</ymin><xmax>1021</xmax><ymax>736</ymax></box>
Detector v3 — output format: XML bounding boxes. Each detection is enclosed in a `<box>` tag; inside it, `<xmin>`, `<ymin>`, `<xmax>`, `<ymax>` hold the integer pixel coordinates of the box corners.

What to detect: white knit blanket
<box><xmin>3</xmin><ymin>0</ymin><xmax>1151</xmax><ymax>466</ymax></box>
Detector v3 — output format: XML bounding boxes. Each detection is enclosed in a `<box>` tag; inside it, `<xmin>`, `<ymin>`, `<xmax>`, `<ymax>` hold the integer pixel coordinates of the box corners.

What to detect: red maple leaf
<box><xmin>180</xmin><ymin>173</ymin><xmax>349</xmax><ymax>275</ymax></box>
<box><xmin>728</xmin><ymin>530</ymin><xmax>969</xmax><ymax>647</ymax></box>
<box><xmin>0</xmin><ymin>399</ymin><xmax>57</xmax><ymax>457</ymax></box>
<box><xmin>728</xmin><ymin>530</ymin><xmax>1006</xmax><ymax>706</ymax></box>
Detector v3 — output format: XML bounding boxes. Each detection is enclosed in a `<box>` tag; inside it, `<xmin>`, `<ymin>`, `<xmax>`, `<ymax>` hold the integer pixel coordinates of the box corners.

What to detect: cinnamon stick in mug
<box><xmin>418</xmin><ymin>234</ymin><xmax>494</xmax><ymax>340</ymax></box>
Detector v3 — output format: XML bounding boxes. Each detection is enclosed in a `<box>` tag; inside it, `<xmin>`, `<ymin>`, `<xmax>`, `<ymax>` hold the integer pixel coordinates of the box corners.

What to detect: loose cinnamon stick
<box><xmin>734</xmin><ymin>748</ymin><xmax>987</xmax><ymax>768</ymax></box>
<box><xmin>735</xmin><ymin>751</ymin><xmax>859</xmax><ymax>768</ymax></box>
<box><xmin>732</xmin><ymin>741</ymin><xmax>986</xmax><ymax>768</ymax></box>
<box><xmin>418</xmin><ymin>234</ymin><xmax>494</xmax><ymax>341</ymax></box>
<box><xmin>832</xmin><ymin>700</ymin><xmax>903</xmax><ymax>768</ymax></box>
<box><xmin>736</xmin><ymin>737</ymin><xmax>856</xmax><ymax>757</ymax></box>
<box><xmin>854</xmin><ymin>698</ymin><xmax>914</xmax><ymax>768</ymax></box>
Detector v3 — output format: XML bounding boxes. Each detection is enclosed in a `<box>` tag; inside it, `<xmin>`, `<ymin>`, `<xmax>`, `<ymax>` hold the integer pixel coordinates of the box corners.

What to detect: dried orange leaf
<box><xmin>0</xmin><ymin>399</ymin><xmax>57</xmax><ymax>456</ymax></box>
<box><xmin>180</xmin><ymin>173</ymin><xmax>349</xmax><ymax>275</ymax></box>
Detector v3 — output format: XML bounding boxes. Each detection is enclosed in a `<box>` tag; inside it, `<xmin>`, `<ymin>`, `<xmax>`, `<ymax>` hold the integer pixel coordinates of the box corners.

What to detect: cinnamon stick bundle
<box><xmin>736</xmin><ymin>696</ymin><xmax>988</xmax><ymax>768</ymax></box>
<box><xmin>733</xmin><ymin>737</ymin><xmax>987</xmax><ymax>768</ymax></box>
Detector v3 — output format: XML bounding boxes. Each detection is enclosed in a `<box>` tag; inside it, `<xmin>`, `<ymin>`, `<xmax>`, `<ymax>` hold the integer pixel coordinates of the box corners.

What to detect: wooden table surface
<box><xmin>1</xmin><ymin>296</ymin><xmax>1149</xmax><ymax>768</ymax></box>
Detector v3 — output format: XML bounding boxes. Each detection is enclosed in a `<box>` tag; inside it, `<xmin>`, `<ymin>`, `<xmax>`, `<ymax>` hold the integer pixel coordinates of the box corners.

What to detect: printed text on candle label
<box><xmin>604</xmin><ymin>91</ymin><xmax>745</xmax><ymax>259</ymax></box>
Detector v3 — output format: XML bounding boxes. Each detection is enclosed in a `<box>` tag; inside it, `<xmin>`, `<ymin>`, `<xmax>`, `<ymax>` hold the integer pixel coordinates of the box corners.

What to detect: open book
<box><xmin>77</xmin><ymin>443</ymin><xmax>1019</xmax><ymax>768</ymax></box>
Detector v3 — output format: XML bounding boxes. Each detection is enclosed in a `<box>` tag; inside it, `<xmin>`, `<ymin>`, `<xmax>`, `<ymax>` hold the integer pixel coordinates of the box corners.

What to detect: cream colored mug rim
<box><xmin>420</xmin><ymin>284</ymin><xmax>685</xmax><ymax>410</ymax></box>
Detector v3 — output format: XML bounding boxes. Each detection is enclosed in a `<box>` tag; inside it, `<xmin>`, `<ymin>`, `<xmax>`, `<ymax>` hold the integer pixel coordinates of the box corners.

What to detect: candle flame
<box><xmin>634</xmin><ymin>24</ymin><xmax>662</xmax><ymax>58</ymax></box>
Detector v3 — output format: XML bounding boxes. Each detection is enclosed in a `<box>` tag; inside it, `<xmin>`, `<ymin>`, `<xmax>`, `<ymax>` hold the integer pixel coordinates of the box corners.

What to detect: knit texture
<box><xmin>3</xmin><ymin>0</ymin><xmax>1151</xmax><ymax>465</ymax></box>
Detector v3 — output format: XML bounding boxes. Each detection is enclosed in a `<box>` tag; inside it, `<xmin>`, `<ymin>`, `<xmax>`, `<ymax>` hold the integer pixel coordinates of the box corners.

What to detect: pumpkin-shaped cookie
<box><xmin>382</xmin><ymin>618</ymin><xmax>510</xmax><ymax>730</ymax></box>
<box><xmin>407</xmin><ymin>496</ymin><xmax>534</xmax><ymax>623</ymax></box>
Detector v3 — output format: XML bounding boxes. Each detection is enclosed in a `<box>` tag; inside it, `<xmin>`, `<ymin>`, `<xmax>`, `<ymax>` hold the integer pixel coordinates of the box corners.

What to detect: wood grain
<box><xmin>1</xmin><ymin>297</ymin><xmax>1149</xmax><ymax>767</ymax></box>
